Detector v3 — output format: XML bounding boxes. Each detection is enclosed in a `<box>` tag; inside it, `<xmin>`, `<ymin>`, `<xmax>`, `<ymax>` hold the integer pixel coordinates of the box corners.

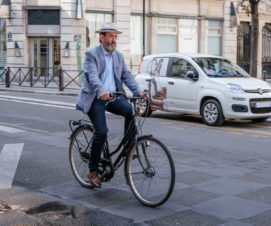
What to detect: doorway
<box><xmin>237</xmin><ymin>22</ymin><xmax>251</xmax><ymax>73</ymax></box>
<box><xmin>262</xmin><ymin>24</ymin><xmax>271</xmax><ymax>80</ymax></box>
<box><xmin>30</xmin><ymin>38</ymin><xmax>60</xmax><ymax>76</ymax></box>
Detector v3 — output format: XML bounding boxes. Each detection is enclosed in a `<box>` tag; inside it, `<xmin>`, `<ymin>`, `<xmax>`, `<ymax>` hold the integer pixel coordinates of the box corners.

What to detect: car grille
<box><xmin>250</xmin><ymin>98</ymin><xmax>271</xmax><ymax>114</ymax></box>
<box><xmin>244</xmin><ymin>89</ymin><xmax>271</xmax><ymax>94</ymax></box>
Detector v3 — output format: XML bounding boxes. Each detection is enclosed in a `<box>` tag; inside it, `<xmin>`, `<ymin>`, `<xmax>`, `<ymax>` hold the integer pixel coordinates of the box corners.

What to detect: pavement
<box><xmin>0</xmin><ymin>85</ymin><xmax>79</xmax><ymax>97</ymax></box>
<box><xmin>1</xmin><ymin>85</ymin><xmax>271</xmax><ymax>225</ymax></box>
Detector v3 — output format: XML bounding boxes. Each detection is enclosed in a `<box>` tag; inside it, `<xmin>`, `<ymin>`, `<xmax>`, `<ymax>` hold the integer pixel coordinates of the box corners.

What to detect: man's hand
<box><xmin>100</xmin><ymin>92</ymin><xmax>112</xmax><ymax>100</ymax></box>
<box><xmin>138</xmin><ymin>91</ymin><xmax>148</xmax><ymax>100</ymax></box>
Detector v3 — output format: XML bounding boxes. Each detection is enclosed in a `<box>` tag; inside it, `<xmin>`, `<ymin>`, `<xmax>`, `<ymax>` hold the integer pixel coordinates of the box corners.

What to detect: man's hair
<box><xmin>99</xmin><ymin>32</ymin><xmax>106</xmax><ymax>43</ymax></box>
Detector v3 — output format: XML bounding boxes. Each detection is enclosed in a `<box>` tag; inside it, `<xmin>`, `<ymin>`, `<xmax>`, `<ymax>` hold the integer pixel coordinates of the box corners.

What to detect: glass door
<box><xmin>31</xmin><ymin>38</ymin><xmax>60</xmax><ymax>77</ymax></box>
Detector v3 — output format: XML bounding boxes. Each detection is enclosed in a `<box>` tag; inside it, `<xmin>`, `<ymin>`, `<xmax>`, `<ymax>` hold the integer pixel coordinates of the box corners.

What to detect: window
<box><xmin>150</xmin><ymin>57</ymin><xmax>169</xmax><ymax>77</ymax></box>
<box><xmin>157</xmin><ymin>18</ymin><xmax>177</xmax><ymax>53</ymax></box>
<box><xmin>28</xmin><ymin>10</ymin><xmax>60</xmax><ymax>25</ymax></box>
<box><xmin>130</xmin><ymin>16</ymin><xmax>149</xmax><ymax>75</ymax></box>
<box><xmin>85</xmin><ymin>13</ymin><xmax>112</xmax><ymax>49</ymax></box>
<box><xmin>179</xmin><ymin>19</ymin><xmax>198</xmax><ymax>53</ymax></box>
<box><xmin>193</xmin><ymin>57</ymin><xmax>250</xmax><ymax>78</ymax></box>
<box><xmin>0</xmin><ymin>19</ymin><xmax>7</xmax><ymax>69</ymax></box>
<box><xmin>206</xmin><ymin>20</ymin><xmax>222</xmax><ymax>55</ymax></box>
<box><xmin>171</xmin><ymin>58</ymin><xmax>195</xmax><ymax>78</ymax></box>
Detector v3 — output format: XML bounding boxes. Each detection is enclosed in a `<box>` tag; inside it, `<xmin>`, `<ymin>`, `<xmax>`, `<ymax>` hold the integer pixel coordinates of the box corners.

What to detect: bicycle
<box><xmin>69</xmin><ymin>92</ymin><xmax>175</xmax><ymax>207</ymax></box>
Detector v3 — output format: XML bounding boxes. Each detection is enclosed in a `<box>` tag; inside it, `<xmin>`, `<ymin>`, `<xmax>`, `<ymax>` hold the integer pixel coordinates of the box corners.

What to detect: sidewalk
<box><xmin>0</xmin><ymin>85</ymin><xmax>79</xmax><ymax>97</ymax></box>
<box><xmin>0</xmin><ymin>186</ymin><xmax>131</xmax><ymax>226</ymax></box>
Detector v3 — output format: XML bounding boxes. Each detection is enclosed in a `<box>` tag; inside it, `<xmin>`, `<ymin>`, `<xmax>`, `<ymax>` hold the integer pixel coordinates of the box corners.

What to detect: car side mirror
<box><xmin>185</xmin><ymin>71</ymin><xmax>199</xmax><ymax>81</ymax></box>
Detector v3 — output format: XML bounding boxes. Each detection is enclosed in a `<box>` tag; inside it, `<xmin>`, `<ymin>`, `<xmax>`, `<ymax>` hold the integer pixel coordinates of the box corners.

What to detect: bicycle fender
<box><xmin>70</xmin><ymin>125</ymin><xmax>94</xmax><ymax>139</ymax></box>
<box><xmin>137</xmin><ymin>134</ymin><xmax>153</xmax><ymax>140</ymax></box>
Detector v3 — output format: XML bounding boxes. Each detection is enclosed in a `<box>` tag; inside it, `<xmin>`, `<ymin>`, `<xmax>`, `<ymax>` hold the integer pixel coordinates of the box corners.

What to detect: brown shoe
<box><xmin>88</xmin><ymin>171</ymin><xmax>101</xmax><ymax>188</ymax></box>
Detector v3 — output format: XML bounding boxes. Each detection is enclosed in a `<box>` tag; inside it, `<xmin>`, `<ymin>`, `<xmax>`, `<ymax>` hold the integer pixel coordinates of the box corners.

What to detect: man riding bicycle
<box><xmin>76</xmin><ymin>22</ymin><xmax>143</xmax><ymax>188</ymax></box>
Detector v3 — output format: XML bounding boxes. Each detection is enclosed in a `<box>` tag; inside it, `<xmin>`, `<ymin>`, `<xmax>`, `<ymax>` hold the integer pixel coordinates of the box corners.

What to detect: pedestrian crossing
<box><xmin>0</xmin><ymin>143</ymin><xmax>24</xmax><ymax>189</ymax></box>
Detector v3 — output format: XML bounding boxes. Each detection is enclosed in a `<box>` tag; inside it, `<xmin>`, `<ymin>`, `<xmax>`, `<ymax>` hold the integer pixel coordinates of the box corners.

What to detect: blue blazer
<box><xmin>76</xmin><ymin>45</ymin><xmax>142</xmax><ymax>114</ymax></box>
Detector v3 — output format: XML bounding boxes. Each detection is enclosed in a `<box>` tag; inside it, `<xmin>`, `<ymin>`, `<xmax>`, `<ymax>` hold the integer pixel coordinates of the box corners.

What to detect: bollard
<box><xmin>263</xmin><ymin>70</ymin><xmax>267</xmax><ymax>81</ymax></box>
<box><xmin>30</xmin><ymin>67</ymin><xmax>33</xmax><ymax>87</ymax></box>
<box><xmin>5</xmin><ymin>67</ymin><xmax>10</xmax><ymax>88</ymax></box>
<box><xmin>59</xmin><ymin>67</ymin><xmax>64</xmax><ymax>91</ymax></box>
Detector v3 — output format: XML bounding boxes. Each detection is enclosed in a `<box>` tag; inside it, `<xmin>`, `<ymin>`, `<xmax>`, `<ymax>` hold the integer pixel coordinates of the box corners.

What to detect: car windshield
<box><xmin>192</xmin><ymin>57</ymin><xmax>250</xmax><ymax>78</ymax></box>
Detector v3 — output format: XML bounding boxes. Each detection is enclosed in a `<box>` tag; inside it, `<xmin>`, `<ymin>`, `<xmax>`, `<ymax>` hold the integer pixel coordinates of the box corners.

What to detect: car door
<box><xmin>165</xmin><ymin>57</ymin><xmax>200</xmax><ymax>112</ymax></box>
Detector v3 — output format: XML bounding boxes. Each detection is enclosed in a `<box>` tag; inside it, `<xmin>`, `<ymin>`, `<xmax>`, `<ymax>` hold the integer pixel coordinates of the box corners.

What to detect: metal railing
<box><xmin>0</xmin><ymin>67</ymin><xmax>83</xmax><ymax>91</ymax></box>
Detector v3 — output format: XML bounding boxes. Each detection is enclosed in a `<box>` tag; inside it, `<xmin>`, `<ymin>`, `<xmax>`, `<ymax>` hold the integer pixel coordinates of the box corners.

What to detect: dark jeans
<box><xmin>87</xmin><ymin>97</ymin><xmax>135</xmax><ymax>172</ymax></box>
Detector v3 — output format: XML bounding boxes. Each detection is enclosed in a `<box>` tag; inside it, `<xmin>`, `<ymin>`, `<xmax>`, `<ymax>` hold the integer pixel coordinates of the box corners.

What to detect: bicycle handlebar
<box><xmin>109</xmin><ymin>91</ymin><xmax>148</xmax><ymax>101</ymax></box>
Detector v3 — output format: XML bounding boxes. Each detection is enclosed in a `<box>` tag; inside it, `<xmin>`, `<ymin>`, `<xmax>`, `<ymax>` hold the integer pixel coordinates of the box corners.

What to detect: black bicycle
<box><xmin>69</xmin><ymin>92</ymin><xmax>175</xmax><ymax>207</ymax></box>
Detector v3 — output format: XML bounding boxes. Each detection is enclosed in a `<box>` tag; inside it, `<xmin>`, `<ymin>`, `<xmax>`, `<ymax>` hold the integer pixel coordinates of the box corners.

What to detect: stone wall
<box><xmin>60</xmin><ymin>0</ymin><xmax>86</xmax><ymax>71</ymax></box>
<box><xmin>6</xmin><ymin>0</ymin><xmax>26</xmax><ymax>67</ymax></box>
<box><xmin>114</xmin><ymin>0</ymin><xmax>131</xmax><ymax>67</ymax></box>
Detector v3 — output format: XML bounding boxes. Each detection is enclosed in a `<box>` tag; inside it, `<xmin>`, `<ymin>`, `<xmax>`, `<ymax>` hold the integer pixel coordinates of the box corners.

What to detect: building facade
<box><xmin>0</xmin><ymin>0</ymin><xmax>271</xmax><ymax>79</ymax></box>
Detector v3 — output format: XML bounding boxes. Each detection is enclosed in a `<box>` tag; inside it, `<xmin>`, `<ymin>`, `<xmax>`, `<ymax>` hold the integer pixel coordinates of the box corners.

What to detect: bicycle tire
<box><xmin>125</xmin><ymin>136</ymin><xmax>175</xmax><ymax>207</ymax></box>
<box><xmin>69</xmin><ymin>126</ymin><xmax>93</xmax><ymax>188</ymax></box>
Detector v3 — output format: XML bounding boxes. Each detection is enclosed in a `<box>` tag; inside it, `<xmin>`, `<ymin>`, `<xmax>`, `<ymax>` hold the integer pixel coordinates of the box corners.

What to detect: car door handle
<box><xmin>168</xmin><ymin>81</ymin><xmax>175</xmax><ymax>85</ymax></box>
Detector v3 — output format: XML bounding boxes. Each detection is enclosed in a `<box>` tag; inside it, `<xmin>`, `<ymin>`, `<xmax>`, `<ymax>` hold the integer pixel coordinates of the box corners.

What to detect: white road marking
<box><xmin>0</xmin><ymin>125</ymin><xmax>25</xmax><ymax>134</ymax></box>
<box><xmin>0</xmin><ymin>143</ymin><xmax>24</xmax><ymax>189</ymax></box>
<box><xmin>0</xmin><ymin>95</ymin><xmax>74</xmax><ymax>106</ymax></box>
<box><xmin>0</xmin><ymin>96</ymin><xmax>74</xmax><ymax>110</ymax></box>
<box><xmin>0</xmin><ymin>95</ymin><xmax>113</xmax><ymax>113</ymax></box>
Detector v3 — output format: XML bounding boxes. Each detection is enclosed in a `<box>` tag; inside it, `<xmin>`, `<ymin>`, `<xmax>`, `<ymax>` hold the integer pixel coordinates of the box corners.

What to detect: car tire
<box><xmin>135</xmin><ymin>98</ymin><xmax>152</xmax><ymax>117</ymax></box>
<box><xmin>201</xmin><ymin>99</ymin><xmax>224</xmax><ymax>126</ymax></box>
<box><xmin>251</xmin><ymin>117</ymin><xmax>269</xmax><ymax>123</ymax></box>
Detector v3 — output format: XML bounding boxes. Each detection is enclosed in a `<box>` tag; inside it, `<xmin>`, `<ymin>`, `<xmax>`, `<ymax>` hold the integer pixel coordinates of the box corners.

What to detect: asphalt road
<box><xmin>1</xmin><ymin>90</ymin><xmax>271</xmax><ymax>225</ymax></box>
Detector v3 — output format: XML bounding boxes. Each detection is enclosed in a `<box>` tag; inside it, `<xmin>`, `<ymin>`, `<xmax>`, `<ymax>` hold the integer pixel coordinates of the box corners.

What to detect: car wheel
<box><xmin>201</xmin><ymin>99</ymin><xmax>224</xmax><ymax>126</ymax></box>
<box><xmin>135</xmin><ymin>98</ymin><xmax>152</xmax><ymax>117</ymax></box>
<box><xmin>251</xmin><ymin>117</ymin><xmax>269</xmax><ymax>123</ymax></box>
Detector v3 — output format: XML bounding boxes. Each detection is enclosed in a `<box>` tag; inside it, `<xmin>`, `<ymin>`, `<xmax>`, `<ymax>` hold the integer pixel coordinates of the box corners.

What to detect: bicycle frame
<box><xmin>69</xmin><ymin>92</ymin><xmax>150</xmax><ymax>180</ymax></box>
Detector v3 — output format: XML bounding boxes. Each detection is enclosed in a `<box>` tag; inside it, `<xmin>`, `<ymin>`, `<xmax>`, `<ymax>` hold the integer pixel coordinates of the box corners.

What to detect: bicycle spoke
<box><xmin>126</xmin><ymin>137</ymin><xmax>175</xmax><ymax>207</ymax></box>
<box><xmin>69</xmin><ymin>126</ymin><xmax>93</xmax><ymax>188</ymax></box>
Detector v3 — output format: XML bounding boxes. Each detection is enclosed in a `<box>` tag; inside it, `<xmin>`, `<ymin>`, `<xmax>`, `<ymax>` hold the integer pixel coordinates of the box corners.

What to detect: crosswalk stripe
<box><xmin>0</xmin><ymin>143</ymin><xmax>24</xmax><ymax>189</ymax></box>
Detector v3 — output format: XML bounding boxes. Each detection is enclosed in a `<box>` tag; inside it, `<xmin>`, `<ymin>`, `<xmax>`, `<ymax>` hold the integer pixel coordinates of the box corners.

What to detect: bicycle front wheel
<box><xmin>69</xmin><ymin>126</ymin><xmax>93</xmax><ymax>188</ymax></box>
<box><xmin>125</xmin><ymin>136</ymin><xmax>175</xmax><ymax>207</ymax></box>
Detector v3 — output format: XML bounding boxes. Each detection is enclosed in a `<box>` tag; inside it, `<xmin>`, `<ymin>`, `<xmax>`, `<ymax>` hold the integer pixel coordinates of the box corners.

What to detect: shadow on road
<box><xmin>150</xmin><ymin>112</ymin><xmax>271</xmax><ymax>129</ymax></box>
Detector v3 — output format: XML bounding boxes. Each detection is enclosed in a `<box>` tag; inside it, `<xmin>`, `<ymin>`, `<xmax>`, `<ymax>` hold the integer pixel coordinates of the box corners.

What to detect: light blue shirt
<box><xmin>101</xmin><ymin>45</ymin><xmax>116</xmax><ymax>93</ymax></box>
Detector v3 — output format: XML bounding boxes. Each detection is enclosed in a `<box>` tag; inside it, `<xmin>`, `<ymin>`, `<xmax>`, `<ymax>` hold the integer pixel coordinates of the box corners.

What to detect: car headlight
<box><xmin>228</xmin><ymin>83</ymin><xmax>245</xmax><ymax>94</ymax></box>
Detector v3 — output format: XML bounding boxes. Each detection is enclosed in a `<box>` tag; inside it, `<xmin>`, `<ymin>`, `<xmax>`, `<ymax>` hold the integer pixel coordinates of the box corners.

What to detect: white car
<box><xmin>135</xmin><ymin>53</ymin><xmax>271</xmax><ymax>126</ymax></box>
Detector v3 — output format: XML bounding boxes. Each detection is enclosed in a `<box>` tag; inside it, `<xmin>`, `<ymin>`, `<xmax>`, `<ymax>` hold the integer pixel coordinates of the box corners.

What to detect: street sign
<box><xmin>74</xmin><ymin>35</ymin><xmax>81</xmax><ymax>41</ymax></box>
<box><xmin>7</xmin><ymin>32</ymin><xmax>12</xmax><ymax>41</ymax></box>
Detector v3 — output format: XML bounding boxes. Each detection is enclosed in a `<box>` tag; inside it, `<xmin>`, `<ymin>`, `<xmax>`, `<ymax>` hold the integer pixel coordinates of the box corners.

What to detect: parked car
<box><xmin>134</xmin><ymin>53</ymin><xmax>271</xmax><ymax>126</ymax></box>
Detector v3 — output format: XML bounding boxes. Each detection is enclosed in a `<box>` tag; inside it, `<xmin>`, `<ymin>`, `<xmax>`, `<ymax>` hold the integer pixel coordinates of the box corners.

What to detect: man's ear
<box><xmin>100</xmin><ymin>34</ymin><xmax>105</xmax><ymax>43</ymax></box>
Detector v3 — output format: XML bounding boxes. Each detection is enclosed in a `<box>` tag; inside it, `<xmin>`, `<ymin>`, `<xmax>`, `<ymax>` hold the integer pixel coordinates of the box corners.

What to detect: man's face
<box><xmin>101</xmin><ymin>32</ymin><xmax>118</xmax><ymax>53</ymax></box>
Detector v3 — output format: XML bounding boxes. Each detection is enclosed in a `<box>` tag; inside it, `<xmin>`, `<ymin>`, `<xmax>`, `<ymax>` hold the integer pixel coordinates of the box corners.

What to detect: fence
<box><xmin>0</xmin><ymin>67</ymin><xmax>83</xmax><ymax>91</ymax></box>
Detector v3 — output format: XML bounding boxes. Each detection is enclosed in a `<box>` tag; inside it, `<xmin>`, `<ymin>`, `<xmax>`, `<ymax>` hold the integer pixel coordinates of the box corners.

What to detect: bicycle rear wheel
<box><xmin>125</xmin><ymin>136</ymin><xmax>175</xmax><ymax>207</ymax></box>
<box><xmin>69</xmin><ymin>126</ymin><xmax>93</xmax><ymax>188</ymax></box>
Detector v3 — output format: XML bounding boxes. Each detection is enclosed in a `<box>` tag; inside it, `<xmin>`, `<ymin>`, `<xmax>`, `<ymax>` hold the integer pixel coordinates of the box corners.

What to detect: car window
<box><xmin>171</xmin><ymin>58</ymin><xmax>195</xmax><ymax>78</ymax></box>
<box><xmin>150</xmin><ymin>58</ymin><xmax>169</xmax><ymax>77</ymax></box>
<box><xmin>193</xmin><ymin>57</ymin><xmax>250</xmax><ymax>78</ymax></box>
